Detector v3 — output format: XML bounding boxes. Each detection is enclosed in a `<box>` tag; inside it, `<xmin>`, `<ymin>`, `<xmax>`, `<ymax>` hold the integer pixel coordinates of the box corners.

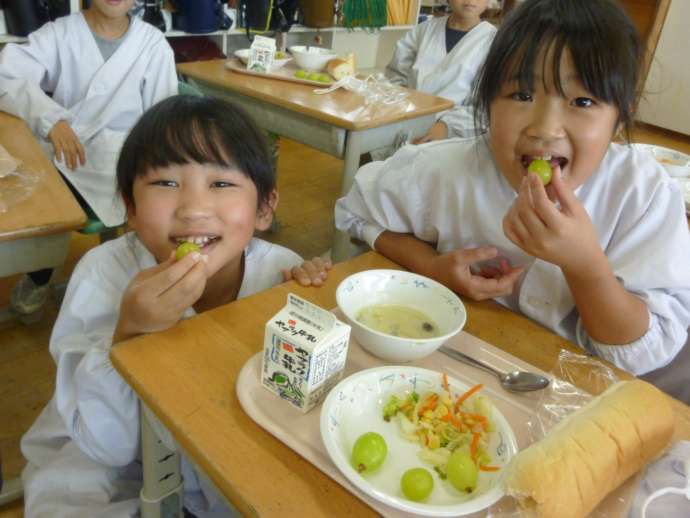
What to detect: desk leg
<box><xmin>140</xmin><ymin>404</ymin><xmax>184</xmax><ymax>518</ymax></box>
<box><xmin>332</xmin><ymin>130</ymin><xmax>374</xmax><ymax>262</ymax></box>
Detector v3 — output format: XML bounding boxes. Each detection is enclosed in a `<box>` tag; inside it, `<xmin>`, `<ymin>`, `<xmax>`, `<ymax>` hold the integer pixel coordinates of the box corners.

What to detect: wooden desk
<box><xmin>111</xmin><ymin>252</ymin><xmax>690</xmax><ymax>517</ymax></box>
<box><xmin>176</xmin><ymin>59</ymin><xmax>454</xmax><ymax>260</ymax></box>
<box><xmin>0</xmin><ymin>112</ymin><xmax>86</xmax><ymax>278</ymax></box>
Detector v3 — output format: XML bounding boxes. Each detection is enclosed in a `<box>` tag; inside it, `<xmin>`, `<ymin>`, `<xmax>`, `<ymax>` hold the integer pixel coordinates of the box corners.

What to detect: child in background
<box><xmin>0</xmin><ymin>0</ymin><xmax>177</xmax><ymax>314</ymax></box>
<box><xmin>385</xmin><ymin>0</ymin><xmax>496</xmax><ymax>143</ymax></box>
<box><xmin>21</xmin><ymin>95</ymin><xmax>331</xmax><ymax>518</ymax></box>
<box><xmin>336</xmin><ymin>0</ymin><xmax>690</xmax><ymax>399</ymax></box>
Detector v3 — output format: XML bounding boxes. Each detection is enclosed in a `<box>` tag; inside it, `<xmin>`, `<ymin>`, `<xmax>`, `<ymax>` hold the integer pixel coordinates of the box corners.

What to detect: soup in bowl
<box><xmin>336</xmin><ymin>270</ymin><xmax>466</xmax><ymax>362</ymax></box>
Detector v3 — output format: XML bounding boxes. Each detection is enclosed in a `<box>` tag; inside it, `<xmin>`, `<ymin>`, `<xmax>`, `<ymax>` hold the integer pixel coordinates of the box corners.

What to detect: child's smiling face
<box><xmin>127</xmin><ymin>162</ymin><xmax>274</xmax><ymax>279</ymax></box>
<box><xmin>488</xmin><ymin>46</ymin><xmax>620</xmax><ymax>193</ymax></box>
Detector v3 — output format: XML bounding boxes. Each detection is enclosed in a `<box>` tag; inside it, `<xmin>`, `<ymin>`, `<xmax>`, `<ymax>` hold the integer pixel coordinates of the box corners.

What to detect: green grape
<box><xmin>351</xmin><ymin>432</ymin><xmax>387</xmax><ymax>473</ymax></box>
<box><xmin>175</xmin><ymin>241</ymin><xmax>201</xmax><ymax>261</ymax></box>
<box><xmin>446</xmin><ymin>451</ymin><xmax>478</xmax><ymax>493</ymax></box>
<box><xmin>294</xmin><ymin>69</ymin><xmax>307</xmax><ymax>79</ymax></box>
<box><xmin>307</xmin><ymin>72</ymin><xmax>321</xmax><ymax>82</ymax></box>
<box><xmin>527</xmin><ymin>158</ymin><xmax>553</xmax><ymax>185</ymax></box>
<box><xmin>317</xmin><ymin>73</ymin><xmax>331</xmax><ymax>83</ymax></box>
<box><xmin>400</xmin><ymin>467</ymin><xmax>434</xmax><ymax>502</ymax></box>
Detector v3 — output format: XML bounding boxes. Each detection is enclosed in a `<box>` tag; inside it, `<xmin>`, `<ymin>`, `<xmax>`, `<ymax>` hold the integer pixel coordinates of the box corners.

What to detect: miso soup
<box><xmin>356</xmin><ymin>304</ymin><xmax>440</xmax><ymax>339</ymax></box>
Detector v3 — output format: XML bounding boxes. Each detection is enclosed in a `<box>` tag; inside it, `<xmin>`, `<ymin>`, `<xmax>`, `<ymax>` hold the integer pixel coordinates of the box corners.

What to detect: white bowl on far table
<box><xmin>233</xmin><ymin>48</ymin><xmax>292</xmax><ymax>69</ymax></box>
<box><xmin>335</xmin><ymin>269</ymin><xmax>466</xmax><ymax>363</ymax></box>
<box><xmin>288</xmin><ymin>45</ymin><xmax>336</xmax><ymax>71</ymax></box>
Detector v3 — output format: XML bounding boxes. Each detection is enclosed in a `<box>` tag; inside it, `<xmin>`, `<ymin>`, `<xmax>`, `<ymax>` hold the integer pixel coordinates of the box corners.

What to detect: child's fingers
<box><xmin>527</xmin><ymin>173</ymin><xmax>561</xmax><ymax>229</ymax></box>
<box><xmin>455</xmin><ymin>246</ymin><xmax>499</xmax><ymax>266</ymax></box>
<box><xmin>146</xmin><ymin>251</ymin><xmax>206</xmax><ymax>296</ymax></box>
<box><xmin>158</xmin><ymin>259</ymin><xmax>207</xmax><ymax>309</ymax></box>
<box><xmin>549</xmin><ymin>165</ymin><xmax>578</xmax><ymax>215</ymax></box>
<box><xmin>290</xmin><ymin>267</ymin><xmax>313</xmax><ymax>286</ymax></box>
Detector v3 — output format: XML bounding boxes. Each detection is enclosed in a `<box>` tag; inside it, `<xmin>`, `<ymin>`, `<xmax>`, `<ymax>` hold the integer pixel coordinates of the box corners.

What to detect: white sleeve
<box><xmin>0</xmin><ymin>24</ymin><xmax>71</xmax><ymax>138</ymax></box>
<box><xmin>438</xmin><ymin>104</ymin><xmax>485</xmax><ymax>138</ymax></box>
<box><xmin>384</xmin><ymin>25</ymin><xmax>421</xmax><ymax>87</ymax></box>
<box><xmin>141</xmin><ymin>38</ymin><xmax>178</xmax><ymax>109</ymax></box>
<box><xmin>575</xmin><ymin>183</ymin><xmax>690</xmax><ymax>376</ymax></box>
<box><xmin>335</xmin><ymin>145</ymin><xmax>439</xmax><ymax>249</ymax></box>
<box><xmin>50</xmin><ymin>262</ymin><xmax>139</xmax><ymax>467</ymax></box>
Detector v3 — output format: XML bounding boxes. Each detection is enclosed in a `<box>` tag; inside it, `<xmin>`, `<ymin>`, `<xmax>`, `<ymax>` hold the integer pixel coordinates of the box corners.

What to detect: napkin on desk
<box><xmin>0</xmin><ymin>143</ymin><xmax>21</xmax><ymax>178</ymax></box>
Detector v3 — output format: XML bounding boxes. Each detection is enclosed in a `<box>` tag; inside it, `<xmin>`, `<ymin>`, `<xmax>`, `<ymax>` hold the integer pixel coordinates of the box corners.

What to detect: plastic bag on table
<box><xmin>0</xmin><ymin>144</ymin><xmax>42</xmax><ymax>213</ymax></box>
<box><xmin>313</xmin><ymin>72</ymin><xmax>409</xmax><ymax>106</ymax></box>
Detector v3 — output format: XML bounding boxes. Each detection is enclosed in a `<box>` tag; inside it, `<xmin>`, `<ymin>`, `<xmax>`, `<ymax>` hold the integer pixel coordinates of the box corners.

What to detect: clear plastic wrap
<box><xmin>0</xmin><ymin>145</ymin><xmax>42</xmax><ymax>213</ymax></box>
<box><xmin>486</xmin><ymin>350</ymin><xmax>641</xmax><ymax>517</ymax></box>
<box><xmin>313</xmin><ymin>72</ymin><xmax>409</xmax><ymax>106</ymax></box>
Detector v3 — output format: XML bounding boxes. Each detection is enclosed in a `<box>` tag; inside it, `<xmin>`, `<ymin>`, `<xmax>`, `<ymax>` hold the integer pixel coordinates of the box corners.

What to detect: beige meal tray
<box><xmin>225</xmin><ymin>58</ymin><xmax>336</xmax><ymax>87</ymax></box>
<box><xmin>236</xmin><ymin>312</ymin><xmax>637</xmax><ymax>516</ymax></box>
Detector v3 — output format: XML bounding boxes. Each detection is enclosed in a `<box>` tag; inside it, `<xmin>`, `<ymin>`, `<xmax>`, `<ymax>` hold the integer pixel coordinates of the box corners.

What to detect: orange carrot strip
<box><xmin>479</xmin><ymin>465</ymin><xmax>500</xmax><ymax>472</ymax></box>
<box><xmin>470</xmin><ymin>432</ymin><xmax>481</xmax><ymax>462</ymax></box>
<box><xmin>440</xmin><ymin>413</ymin><xmax>452</xmax><ymax>422</ymax></box>
<box><xmin>454</xmin><ymin>384</ymin><xmax>483</xmax><ymax>412</ymax></box>
<box><xmin>442</xmin><ymin>373</ymin><xmax>450</xmax><ymax>394</ymax></box>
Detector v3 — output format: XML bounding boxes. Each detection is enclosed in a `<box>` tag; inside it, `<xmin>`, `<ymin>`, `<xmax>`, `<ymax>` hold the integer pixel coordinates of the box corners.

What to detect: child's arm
<box><xmin>0</xmin><ymin>24</ymin><xmax>71</xmax><ymax>139</ymax></box>
<box><xmin>140</xmin><ymin>39</ymin><xmax>178</xmax><ymax>109</ymax></box>
<box><xmin>113</xmin><ymin>251</ymin><xmax>207</xmax><ymax>344</ymax></box>
<box><xmin>384</xmin><ymin>22</ymin><xmax>422</xmax><ymax>87</ymax></box>
<box><xmin>282</xmin><ymin>257</ymin><xmax>333</xmax><ymax>287</ymax></box>
<box><xmin>503</xmin><ymin>168</ymin><xmax>649</xmax><ymax>344</ymax></box>
<box><xmin>374</xmin><ymin>231</ymin><xmax>524</xmax><ymax>300</ymax></box>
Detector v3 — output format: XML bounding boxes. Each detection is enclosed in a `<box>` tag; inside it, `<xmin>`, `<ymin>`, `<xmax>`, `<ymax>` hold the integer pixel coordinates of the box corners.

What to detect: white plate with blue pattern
<box><xmin>320</xmin><ymin>366</ymin><xmax>518</xmax><ymax>516</ymax></box>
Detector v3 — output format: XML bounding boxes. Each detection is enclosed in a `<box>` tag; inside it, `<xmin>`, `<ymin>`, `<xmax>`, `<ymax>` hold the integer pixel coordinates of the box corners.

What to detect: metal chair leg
<box><xmin>140</xmin><ymin>405</ymin><xmax>184</xmax><ymax>518</ymax></box>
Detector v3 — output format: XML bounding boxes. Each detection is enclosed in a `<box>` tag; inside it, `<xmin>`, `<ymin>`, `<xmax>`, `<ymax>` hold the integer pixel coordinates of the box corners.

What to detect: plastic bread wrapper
<box><xmin>0</xmin><ymin>143</ymin><xmax>42</xmax><ymax>213</ymax></box>
<box><xmin>486</xmin><ymin>350</ymin><xmax>643</xmax><ymax>517</ymax></box>
<box><xmin>313</xmin><ymin>73</ymin><xmax>409</xmax><ymax>106</ymax></box>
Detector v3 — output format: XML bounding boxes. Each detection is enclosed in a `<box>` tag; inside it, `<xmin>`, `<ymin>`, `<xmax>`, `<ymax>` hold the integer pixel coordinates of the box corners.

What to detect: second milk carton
<box><xmin>261</xmin><ymin>293</ymin><xmax>351</xmax><ymax>412</ymax></box>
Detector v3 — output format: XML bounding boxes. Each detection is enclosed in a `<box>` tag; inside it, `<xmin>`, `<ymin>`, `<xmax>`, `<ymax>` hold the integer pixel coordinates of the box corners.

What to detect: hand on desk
<box><xmin>113</xmin><ymin>251</ymin><xmax>207</xmax><ymax>343</ymax></box>
<box><xmin>49</xmin><ymin>120</ymin><xmax>85</xmax><ymax>170</ymax></box>
<box><xmin>283</xmin><ymin>256</ymin><xmax>333</xmax><ymax>287</ymax></box>
<box><xmin>430</xmin><ymin>247</ymin><xmax>524</xmax><ymax>301</ymax></box>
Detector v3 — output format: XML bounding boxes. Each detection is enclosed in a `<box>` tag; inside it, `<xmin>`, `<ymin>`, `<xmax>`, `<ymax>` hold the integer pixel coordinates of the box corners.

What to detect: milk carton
<box><xmin>247</xmin><ymin>35</ymin><xmax>275</xmax><ymax>73</ymax></box>
<box><xmin>261</xmin><ymin>293</ymin><xmax>351</xmax><ymax>412</ymax></box>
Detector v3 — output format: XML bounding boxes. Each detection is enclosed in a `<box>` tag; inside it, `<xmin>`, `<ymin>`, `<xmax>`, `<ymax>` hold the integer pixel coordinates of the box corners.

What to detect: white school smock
<box><xmin>335</xmin><ymin>137</ymin><xmax>690</xmax><ymax>378</ymax></box>
<box><xmin>385</xmin><ymin>17</ymin><xmax>496</xmax><ymax>138</ymax></box>
<box><xmin>20</xmin><ymin>233</ymin><xmax>302</xmax><ymax>518</ymax></box>
<box><xmin>0</xmin><ymin>14</ymin><xmax>177</xmax><ymax>227</ymax></box>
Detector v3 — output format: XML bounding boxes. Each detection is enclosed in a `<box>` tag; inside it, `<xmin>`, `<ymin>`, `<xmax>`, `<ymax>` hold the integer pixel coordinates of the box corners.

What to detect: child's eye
<box><xmin>572</xmin><ymin>97</ymin><xmax>595</xmax><ymax>108</ymax></box>
<box><xmin>151</xmin><ymin>180</ymin><xmax>178</xmax><ymax>187</ymax></box>
<box><xmin>510</xmin><ymin>92</ymin><xmax>533</xmax><ymax>102</ymax></box>
<box><xmin>211</xmin><ymin>181</ymin><xmax>236</xmax><ymax>188</ymax></box>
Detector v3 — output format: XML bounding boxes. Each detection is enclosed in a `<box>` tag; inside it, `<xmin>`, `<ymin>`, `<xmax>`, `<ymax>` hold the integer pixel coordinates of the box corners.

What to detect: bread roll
<box><xmin>505</xmin><ymin>380</ymin><xmax>674</xmax><ymax>518</ymax></box>
<box><xmin>326</xmin><ymin>53</ymin><xmax>355</xmax><ymax>80</ymax></box>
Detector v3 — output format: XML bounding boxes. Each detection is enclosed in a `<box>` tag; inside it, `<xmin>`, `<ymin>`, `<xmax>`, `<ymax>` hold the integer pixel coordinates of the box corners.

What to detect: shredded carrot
<box><xmin>450</xmin><ymin>415</ymin><xmax>464</xmax><ymax>431</ymax></box>
<box><xmin>440</xmin><ymin>413</ymin><xmax>452</xmax><ymax>423</ymax></box>
<box><xmin>470</xmin><ymin>432</ymin><xmax>481</xmax><ymax>462</ymax></box>
<box><xmin>454</xmin><ymin>384</ymin><xmax>484</xmax><ymax>412</ymax></box>
<box><xmin>442</xmin><ymin>372</ymin><xmax>450</xmax><ymax>394</ymax></box>
<box><xmin>479</xmin><ymin>465</ymin><xmax>500</xmax><ymax>472</ymax></box>
<box><xmin>418</xmin><ymin>393</ymin><xmax>439</xmax><ymax>415</ymax></box>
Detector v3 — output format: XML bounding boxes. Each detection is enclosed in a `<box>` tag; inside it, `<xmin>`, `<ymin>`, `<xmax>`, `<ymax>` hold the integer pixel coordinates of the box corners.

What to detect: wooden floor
<box><xmin>1</xmin><ymin>124</ymin><xmax>689</xmax><ymax>517</ymax></box>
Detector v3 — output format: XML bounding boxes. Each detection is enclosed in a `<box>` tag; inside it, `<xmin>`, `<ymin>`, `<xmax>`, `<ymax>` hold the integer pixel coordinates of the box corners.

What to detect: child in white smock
<box><xmin>0</xmin><ymin>0</ymin><xmax>177</xmax><ymax>314</ymax></box>
<box><xmin>21</xmin><ymin>95</ymin><xmax>331</xmax><ymax>518</ymax></box>
<box><xmin>386</xmin><ymin>0</ymin><xmax>496</xmax><ymax>142</ymax></box>
<box><xmin>336</xmin><ymin>0</ymin><xmax>690</xmax><ymax>399</ymax></box>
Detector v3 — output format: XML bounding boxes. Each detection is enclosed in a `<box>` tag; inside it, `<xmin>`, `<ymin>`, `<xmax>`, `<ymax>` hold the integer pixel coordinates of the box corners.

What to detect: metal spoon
<box><xmin>439</xmin><ymin>346</ymin><xmax>550</xmax><ymax>392</ymax></box>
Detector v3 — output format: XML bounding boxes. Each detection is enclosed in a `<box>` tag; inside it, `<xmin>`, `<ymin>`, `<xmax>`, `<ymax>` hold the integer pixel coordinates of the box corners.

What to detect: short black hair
<box><xmin>473</xmin><ymin>0</ymin><xmax>642</xmax><ymax>140</ymax></box>
<box><xmin>117</xmin><ymin>95</ymin><xmax>274</xmax><ymax>207</ymax></box>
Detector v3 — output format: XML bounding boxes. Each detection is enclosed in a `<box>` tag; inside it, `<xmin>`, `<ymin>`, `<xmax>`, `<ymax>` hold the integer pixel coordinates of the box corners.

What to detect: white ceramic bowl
<box><xmin>288</xmin><ymin>45</ymin><xmax>336</xmax><ymax>71</ymax></box>
<box><xmin>634</xmin><ymin>143</ymin><xmax>690</xmax><ymax>177</ymax></box>
<box><xmin>320</xmin><ymin>366</ymin><xmax>518</xmax><ymax>516</ymax></box>
<box><xmin>234</xmin><ymin>48</ymin><xmax>292</xmax><ymax>69</ymax></box>
<box><xmin>336</xmin><ymin>270</ymin><xmax>466</xmax><ymax>362</ymax></box>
